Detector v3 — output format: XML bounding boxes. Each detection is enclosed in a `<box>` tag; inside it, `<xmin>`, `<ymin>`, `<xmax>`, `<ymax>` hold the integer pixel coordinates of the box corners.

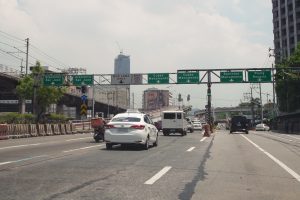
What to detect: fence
<box><xmin>0</xmin><ymin>121</ymin><xmax>92</xmax><ymax>140</ymax></box>
<box><xmin>272</xmin><ymin>112</ymin><xmax>300</xmax><ymax>134</ymax></box>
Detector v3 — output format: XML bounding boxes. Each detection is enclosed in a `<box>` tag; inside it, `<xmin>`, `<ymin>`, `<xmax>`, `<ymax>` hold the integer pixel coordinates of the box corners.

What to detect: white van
<box><xmin>162</xmin><ymin>111</ymin><xmax>188</xmax><ymax>136</ymax></box>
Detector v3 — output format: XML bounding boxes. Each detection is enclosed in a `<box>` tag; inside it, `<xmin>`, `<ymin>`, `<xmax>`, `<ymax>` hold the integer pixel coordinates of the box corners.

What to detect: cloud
<box><xmin>0</xmin><ymin>0</ymin><xmax>274</xmax><ymax>108</ymax></box>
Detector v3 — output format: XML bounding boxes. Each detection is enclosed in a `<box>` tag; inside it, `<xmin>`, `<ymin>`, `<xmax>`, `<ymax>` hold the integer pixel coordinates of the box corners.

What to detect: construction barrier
<box><xmin>0</xmin><ymin>124</ymin><xmax>9</xmax><ymax>140</ymax></box>
<box><xmin>7</xmin><ymin>124</ymin><xmax>15</xmax><ymax>138</ymax></box>
<box><xmin>37</xmin><ymin>124</ymin><xmax>46</xmax><ymax>136</ymax></box>
<box><xmin>65</xmin><ymin>124</ymin><xmax>72</xmax><ymax>134</ymax></box>
<box><xmin>29</xmin><ymin>124</ymin><xmax>38</xmax><ymax>137</ymax></box>
<box><xmin>45</xmin><ymin>124</ymin><xmax>53</xmax><ymax>136</ymax></box>
<box><xmin>60</xmin><ymin>124</ymin><xmax>66</xmax><ymax>135</ymax></box>
<box><xmin>52</xmin><ymin>124</ymin><xmax>60</xmax><ymax>135</ymax></box>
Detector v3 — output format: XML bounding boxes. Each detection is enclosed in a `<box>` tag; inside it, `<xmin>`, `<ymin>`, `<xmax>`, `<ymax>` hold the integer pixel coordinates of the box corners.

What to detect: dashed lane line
<box><xmin>144</xmin><ymin>166</ymin><xmax>172</xmax><ymax>185</ymax></box>
<box><xmin>200</xmin><ymin>137</ymin><xmax>207</xmax><ymax>142</ymax></box>
<box><xmin>0</xmin><ymin>143</ymin><xmax>43</xmax><ymax>150</ymax></box>
<box><xmin>0</xmin><ymin>155</ymin><xmax>48</xmax><ymax>166</ymax></box>
<box><xmin>63</xmin><ymin>144</ymin><xmax>104</xmax><ymax>153</ymax></box>
<box><xmin>65</xmin><ymin>137</ymin><xmax>91</xmax><ymax>142</ymax></box>
<box><xmin>241</xmin><ymin>135</ymin><xmax>300</xmax><ymax>183</ymax></box>
<box><xmin>186</xmin><ymin>147</ymin><xmax>195</xmax><ymax>152</ymax></box>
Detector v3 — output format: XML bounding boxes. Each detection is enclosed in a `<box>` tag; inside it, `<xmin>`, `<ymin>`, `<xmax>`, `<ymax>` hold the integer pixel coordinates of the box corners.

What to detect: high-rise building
<box><xmin>272</xmin><ymin>0</ymin><xmax>300</xmax><ymax>62</ymax></box>
<box><xmin>114</xmin><ymin>54</ymin><xmax>130</xmax><ymax>74</ymax></box>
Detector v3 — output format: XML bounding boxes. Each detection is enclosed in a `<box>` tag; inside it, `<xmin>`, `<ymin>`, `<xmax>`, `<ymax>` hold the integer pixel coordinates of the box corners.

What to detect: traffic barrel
<box><xmin>203</xmin><ymin>124</ymin><xmax>210</xmax><ymax>137</ymax></box>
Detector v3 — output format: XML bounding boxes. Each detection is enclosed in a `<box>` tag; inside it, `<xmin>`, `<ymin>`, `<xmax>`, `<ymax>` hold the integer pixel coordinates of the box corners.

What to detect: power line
<box><xmin>0</xmin><ymin>30</ymin><xmax>25</xmax><ymax>43</ymax></box>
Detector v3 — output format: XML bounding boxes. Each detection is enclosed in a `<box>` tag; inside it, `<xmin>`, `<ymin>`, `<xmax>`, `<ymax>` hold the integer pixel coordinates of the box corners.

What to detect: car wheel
<box><xmin>245</xmin><ymin>131</ymin><xmax>249</xmax><ymax>134</ymax></box>
<box><xmin>153</xmin><ymin>134</ymin><xmax>158</xmax><ymax>147</ymax></box>
<box><xmin>95</xmin><ymin>139</ymin><xmax>100</xmax><ymax>143</ymax></box>
<box><xmin>190</xmin><ymin>129</ymin><xmax>194</xmax><ymax>133</ymax></box>
<box><xmin>106</xmin><ymin>143</ymin><xmax>112</xmax><ymax>150</ymax></box>
<box><xmin>143</xmin><ymin>137</ymin><xmax>149</xmax><ymax>150</ymax></box>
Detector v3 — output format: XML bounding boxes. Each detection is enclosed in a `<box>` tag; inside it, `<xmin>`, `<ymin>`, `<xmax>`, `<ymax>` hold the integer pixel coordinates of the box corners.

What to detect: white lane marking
<box><xmin>63</xmin><ymin>144</ymin><xmax>104</xmax><ymax>153</ymax></box>
<box><xmin>263</xmin><ymin>133</ymin><xmax>293</xmax><ymax>142</ymax></box>
<box><xmin>66</xmin><ymin>137</ymin><xmax>91</xmax><ymax>142</ymax></box>
<box><xmin>0</xmin><ymin>143</ymin><xmax>43</xmax><ymax>150</ymax></box>
<box><xmin>281</xmin><ymin>134</ymin><xmax>300</xmax><ymax>140</ymax></box>
<box><xmin>200</xmin><ymin>137</ymin><xmax>207</xmax><ymax>142</ymax></box>
<box><xmin>187</xmin><ymin>147</ymin><xmax>195</xmax><ymax>152</ymax></box>
<box><xmin>144</xmin><ymin>166</ymin><xmax>172</xmax><ymax>185</ymax></box>
<box><xmin>0</xmin><ymin>155</ymin><xmax>48</xmax><ymax>166</ymax></box>
<box><xmin>241</xmin><ymin>135</ymin><xmax>300</xmax><ymax>182</ymax></box>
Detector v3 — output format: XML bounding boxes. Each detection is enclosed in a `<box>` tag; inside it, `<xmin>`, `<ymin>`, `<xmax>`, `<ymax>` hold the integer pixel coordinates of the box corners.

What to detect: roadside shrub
<box><xmin>0</xmin><ymin>113</ymin><xmax>35</xmax><ymax>124</ymax></box>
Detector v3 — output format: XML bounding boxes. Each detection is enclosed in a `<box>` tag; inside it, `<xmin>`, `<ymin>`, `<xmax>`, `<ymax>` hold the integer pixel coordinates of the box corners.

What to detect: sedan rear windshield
<box><xmin>111</xmin><ymin>117</ymin><xmax>141</xmax><ymax>122</ymax></box>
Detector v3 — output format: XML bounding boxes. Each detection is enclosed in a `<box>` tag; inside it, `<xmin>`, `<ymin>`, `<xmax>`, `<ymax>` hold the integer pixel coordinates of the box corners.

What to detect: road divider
<box><xmin>144</xmin><ymin>166</ymin><xmax>172</xmax><ymax>185</ymax></box>
<box><xmin>241</xmin><ymin>135</ymin><xmax>300</xmax><ymax>183</ymax></box>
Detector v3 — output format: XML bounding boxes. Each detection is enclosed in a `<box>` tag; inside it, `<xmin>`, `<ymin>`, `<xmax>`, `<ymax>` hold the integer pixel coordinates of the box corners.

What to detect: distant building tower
<box><xmin>272</xmin><ymin>0</ymin><xmax>300</xmax><ymax>62</ymax></box>
<box><xmin>114</xmin><ymin>54</ymin><xmax>130</xmax><ymax>74</ymax></box>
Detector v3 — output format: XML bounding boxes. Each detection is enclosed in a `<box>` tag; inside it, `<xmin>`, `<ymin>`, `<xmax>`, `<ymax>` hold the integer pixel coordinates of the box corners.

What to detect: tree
<box><xmin>16</xmin><ymin>61</ymin><xmax>66</xmax><ymax>122</ymax></box>
<box><xmin>276</xmin><ymin>44</ymin><xmax>300</xmax><ymax>112</ymax></box>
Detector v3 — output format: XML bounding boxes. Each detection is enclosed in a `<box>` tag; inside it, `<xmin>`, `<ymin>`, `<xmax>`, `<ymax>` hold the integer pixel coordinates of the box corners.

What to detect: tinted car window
<box><xmin>112</xmin><ymin>117</ymin><xmax>141</xmax><ymax>122</ymax></box>
<box><xmin>177</xmin><ymin>113</ymin><xmax>182</xmax><ymax>119</ymax></box>
<box><xmin>164</xmin><ymin>113</ymin><xmax>175</xmax><ymax>119</ymax></box>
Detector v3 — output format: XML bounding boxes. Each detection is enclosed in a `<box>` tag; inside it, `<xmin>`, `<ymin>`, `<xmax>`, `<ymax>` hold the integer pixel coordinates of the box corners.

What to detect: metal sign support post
<box><xmin>207</xmin><ymin>71</ymin><xmax>212</xmax><ymax>126</ymax></box>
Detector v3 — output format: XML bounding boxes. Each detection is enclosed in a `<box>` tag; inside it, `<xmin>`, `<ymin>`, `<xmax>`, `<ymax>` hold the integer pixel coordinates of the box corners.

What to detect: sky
<box><xmin>0</xmin><ymin>0</ymin><xmax>275</xmax><ymax>109</ymax></box>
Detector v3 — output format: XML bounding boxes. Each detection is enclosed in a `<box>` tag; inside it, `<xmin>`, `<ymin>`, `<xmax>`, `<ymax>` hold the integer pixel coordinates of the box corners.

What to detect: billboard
<box><xmin>143</xmin><ymin>90</ymin><xmax>169</xmax><ymax>110</ymax></box>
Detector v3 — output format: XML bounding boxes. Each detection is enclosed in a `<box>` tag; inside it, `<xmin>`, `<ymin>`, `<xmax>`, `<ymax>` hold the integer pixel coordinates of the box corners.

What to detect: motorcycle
<box><xmin>91</xmin><ymin>117</ymin><xmax>106</xmax><ymax>143</ymax></box>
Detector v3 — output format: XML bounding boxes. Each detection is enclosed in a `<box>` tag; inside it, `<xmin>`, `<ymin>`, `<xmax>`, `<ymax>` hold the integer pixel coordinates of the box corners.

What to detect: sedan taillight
<box><xmin>130</xmin><ymin>125</ymin><xmax>145</xmax><ymax>130</ymax></box>
<box><xmin>105</xmin><ymin>124</ymin><xmax>115</xmax><ymax>129</ymax></box>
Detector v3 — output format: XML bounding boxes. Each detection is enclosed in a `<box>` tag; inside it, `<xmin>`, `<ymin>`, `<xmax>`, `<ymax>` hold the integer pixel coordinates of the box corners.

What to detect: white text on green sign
<box><xmin>148</xmin><ymin>73</ymin><xmax>169</xmax><ymax>84</ymax></box>
<box><xmin>177</xmin><ymin>72</ymin><xmax>199</xmax><ymax>84</ymax></box>
<box><xmin>220</xmin><ymin>71</ymin><xmax>243</xmax><ymax>83</ymax></box>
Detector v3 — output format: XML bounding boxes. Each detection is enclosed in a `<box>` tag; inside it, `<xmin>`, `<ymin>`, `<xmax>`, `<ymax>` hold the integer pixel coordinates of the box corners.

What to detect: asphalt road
<box><xmin>0</xmin><ymin>130</ymin><xmax>299</xmax><ymax>200</ymax></box>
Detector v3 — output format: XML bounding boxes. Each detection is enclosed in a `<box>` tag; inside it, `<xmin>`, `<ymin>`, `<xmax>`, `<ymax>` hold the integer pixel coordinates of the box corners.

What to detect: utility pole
<box><xmin>250</xmin><ymin>86</ymin><xmax>254</xmax><ymax>126</ymax></box>
<box><xmin>259</xmin><ymin>83</ymin><xmax>263</xmax><ymax>123</ymax></box>
<box><xmin>25</xmin><ymin>38</ymin><xmax>29</xmax><ymax>75</ymax></box>
<box><xmin>132</xmin><ymin>93</ymin><xmax>135</xmax><ymax>109</ymax></box>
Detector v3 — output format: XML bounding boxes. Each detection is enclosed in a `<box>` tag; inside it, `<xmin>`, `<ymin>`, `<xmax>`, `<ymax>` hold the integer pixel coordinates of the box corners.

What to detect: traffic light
<box><xmin>187</xmin><ymin>94</ymin><xmax>190</xmax><ymax>101</ymax></box>
<box><xmin>81</xmin><ymin>85</ymin><xmax>87</xmax><ymax>94</ymax></box>
<box><xmin>178</xmin><ymin>93</ymin><xmax>182</xmax><ymax>102</ymax></box>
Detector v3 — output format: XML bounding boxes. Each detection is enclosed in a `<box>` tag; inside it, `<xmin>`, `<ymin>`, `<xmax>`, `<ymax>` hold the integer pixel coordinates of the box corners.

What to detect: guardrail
<box><xmin>0</xmin><ymin>121</ymin><xmax>93</xmax><ymax>140</ymax></box>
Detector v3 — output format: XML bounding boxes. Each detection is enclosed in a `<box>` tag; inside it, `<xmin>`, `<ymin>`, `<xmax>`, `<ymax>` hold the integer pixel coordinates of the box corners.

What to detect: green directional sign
<box><xmin>148</xmin><ymin>73</ymin><xmax>169</xmax><ymax>84</ymax></box>
<box><xmin>177</xmin><ymin>72</ymin><xmax>199</xmax><ymax>84</ymax></box>
<box><xmin>43</xmin><ymin>74</ymin><xmax>64</xmax><ymax>86</ymax></box>
<box><xmin>248</xmin><ymin>70</ymin><xmax>272</xmax><ymax>82</ymax></box>
<box><xmin>220</xmin><ymin>71</ymin><xmax>243</xmax><ymax>83</ymax></box>
<box><xmin>72</xmin><ymin>75</ymin><xmax>94</xmax><ymax>86</ymax></box>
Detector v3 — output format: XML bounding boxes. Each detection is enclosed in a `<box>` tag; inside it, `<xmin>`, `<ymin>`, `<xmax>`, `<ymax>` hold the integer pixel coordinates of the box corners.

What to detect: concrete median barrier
<box><xmin>65</xmin><ymin>124</ymin><xmax>72</xmax><ymax>134</ymax></box>
<box><xmin>29</xmin><ymin>124</ymin><xmax>38</xmax><ymax>137</ymax></box>
<box><xmin>52</xmin><ymin>124</ymin><xmax>60</xmax><ymax>135</ymax></box>
<box><xmin>60</xmin><ymin>124</ymin><xmax>66</xmax><ymax>135</ymax></box>
<box><xmin>37</xmin><ymin>124</ymin><xmax>46</xmax><ymax>136</ymax></box>
<box><xmin>0</xmin><ymin>124</ymin><xmax>9</xmax><ymax>140</ymax></box>
<box><xmin>45</xmin><ymin>124</ymin><xmax>53</xmax><ymax>136</ymax></box>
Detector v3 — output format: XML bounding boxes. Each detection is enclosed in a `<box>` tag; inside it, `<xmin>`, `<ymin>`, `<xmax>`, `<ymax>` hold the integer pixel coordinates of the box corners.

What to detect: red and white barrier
<box><xmin>0</xmin><ymin>124</ymin><xmax>9</xmax><ymax>140</ymax></box>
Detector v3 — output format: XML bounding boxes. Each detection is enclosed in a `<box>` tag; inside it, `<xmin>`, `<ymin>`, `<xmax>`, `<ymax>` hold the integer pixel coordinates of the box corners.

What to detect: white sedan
<box><xmin>193</xmin><ymin>122</ymin><xmax>203</xmax><ymax>130</ymax></box>
<box><xmin>104</xmin><ymin>112</ymin><xmax>158</xmax><ymax>150</ymax></box>
<box><xmin>255</xmin><ymin>123</ymin><xmax>270</xmax><ymax>131</ymax></box>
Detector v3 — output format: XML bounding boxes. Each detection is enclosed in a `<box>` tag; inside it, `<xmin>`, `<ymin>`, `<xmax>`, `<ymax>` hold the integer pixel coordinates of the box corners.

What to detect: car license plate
<box><xmin>117</xmin><ymin>128</ymin><xmax>128</xmax><ymax>133</ymax></box>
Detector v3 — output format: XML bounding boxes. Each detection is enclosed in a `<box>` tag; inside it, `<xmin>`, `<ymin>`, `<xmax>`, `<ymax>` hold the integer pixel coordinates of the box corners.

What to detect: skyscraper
<box><xmin>114</xmin><ymin>54</ymin><xmax>130</xmax><ymax>74</ymax></box>
<box><xmin>272</xmin><ymin>0</ymin><xmax>300</xmax><ymax>62</ymax></box>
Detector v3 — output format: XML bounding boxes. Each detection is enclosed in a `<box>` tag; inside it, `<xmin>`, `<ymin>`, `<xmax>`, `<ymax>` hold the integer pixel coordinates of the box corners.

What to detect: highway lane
<box><xmin>0</xmin><ymin>130</ymin><xmax>299</xmax><ymax>200</ymax></box>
